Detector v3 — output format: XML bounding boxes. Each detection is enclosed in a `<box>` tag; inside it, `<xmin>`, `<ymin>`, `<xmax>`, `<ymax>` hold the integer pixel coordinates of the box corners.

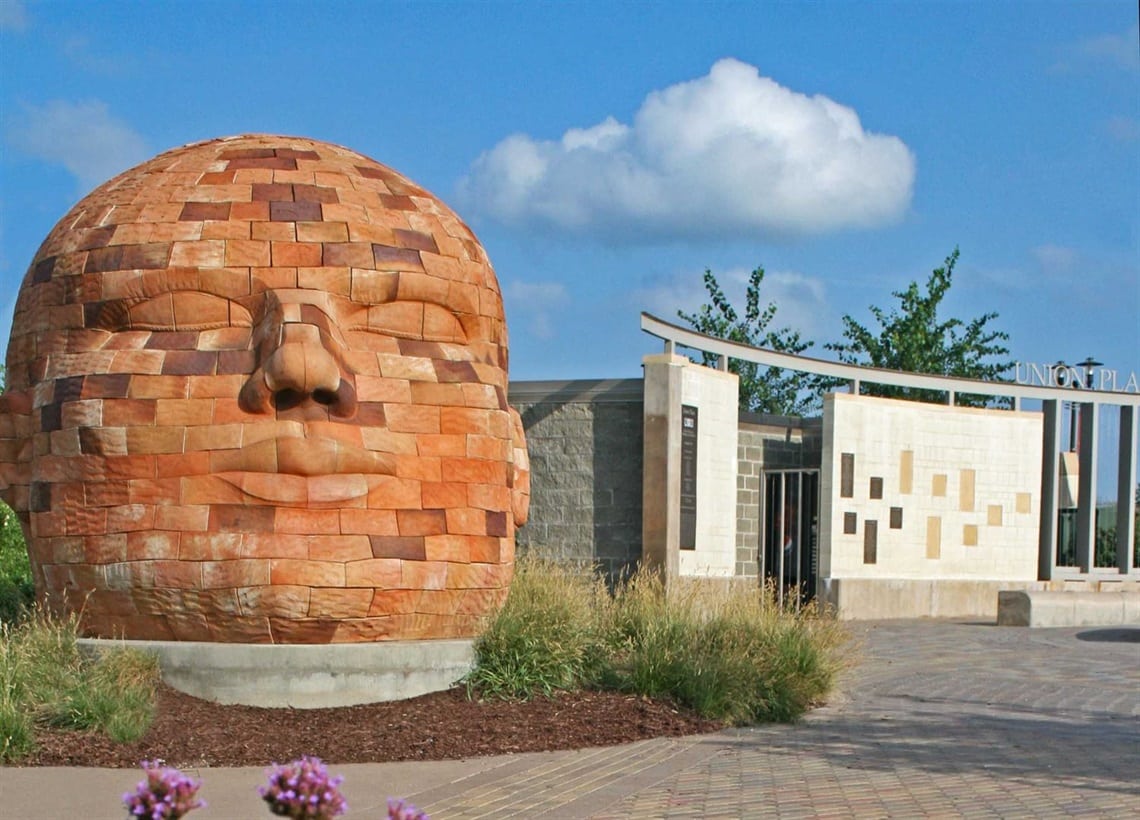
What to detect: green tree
<box><xmin>678</xmin><ymin>266</ymin><xmax>818</xmax><ymax>415</ymax></box>
<box><xmin>826</xmin><ymin>249</ymin><xmax>1012</xmax><ymax>406</ymax></box>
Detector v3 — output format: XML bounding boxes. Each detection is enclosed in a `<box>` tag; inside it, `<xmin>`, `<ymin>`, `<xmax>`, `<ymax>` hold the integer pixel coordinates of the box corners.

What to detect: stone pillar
<box><xmin>1075</xmin><ymin>402</ymin><xmax>1099</xmax><ymax>573</ymax></box>
<box><xmin>1038</xmin><ymin>400</ymin><xmax>1061</xmax><ymax>580</ymax></box>
<box><xmin>1117</xmin><ymin>406</ymin><xmax>1138</xmax><ymax>573</ymax></box>
<box><xmin>642</xmin><ymin>354</ymin><xmax>687</xmax><ymax>579</ymax></box>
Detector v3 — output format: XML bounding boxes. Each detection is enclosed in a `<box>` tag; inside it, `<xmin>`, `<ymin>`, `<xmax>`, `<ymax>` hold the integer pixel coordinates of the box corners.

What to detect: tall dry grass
<box><xmin>466</xmin><ymin>557</ymin><xmax>852</xmax><ymax>724</ymax></box>
<box><xmin>0</xmin><ymin>606</ymin><xmax>160</xmax><ymax>761</ymax></box>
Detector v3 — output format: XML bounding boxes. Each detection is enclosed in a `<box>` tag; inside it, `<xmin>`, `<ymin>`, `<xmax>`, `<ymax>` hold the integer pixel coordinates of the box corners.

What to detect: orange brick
<box><xmin>447</xmin><ymin>562</ymin><xmax>507</xmax><ymax>590</ymax></box>
<box><xmin>469</xmin><ymin>536</ymin><xmax>502</xmax><ymax>564</ymax></box>
<box><xmin>444</xmin><ymin>507</ymin><xmax>489</xmax><ymax>537</ymax></box>
<box><xmin>270</xmin><ymin>558</ymin><xmax>345</xmax><ymax>587</ymax></box>
<box><xmin>156</xmin><ymin>451</ymin><xmax>209</xmax><ymax>477</ymax></box>
<box><xmin>126</xmin><ymin>530</ymin><xmax>180</xmax><ymax>560</ymax></box>
<box><xmin>400</xmin><ymin>560</ymin><xmax>447</xmax><ymax>590</ymax></box>
<box><xmin>395</xmin><ymin>453</ymin><xmax>441</xmax><ymax>482</ymax></box>
<box><xmin>307</xmin><ymin>534</ymin><xmax>372</xmax><ymax>561</ymax></box>
<box><xmin>209</xmin><ymin>616</ymin><xmax>272</xmax><ymax>643</ymax></box>
<box><xmin>155</xmin><ymin>398</ymin><xmax>214</xmax><ymax>426</ymax></box>
<box><xmin>396</xmin><ymin>509</ymin><xmax>446</xmax><ymax>536</ymax></box>
<box><xmin>366</xmin><ymin>476</ymin><xmax>422</xmax><ymax>510</ymax></box>
<box><xmin>274</xmin><ymin>507</ymin><xmax>341</xmax><ymax>535</ymax></box>
<box><xmin>84</xmin><ymin>533</ymin><xmax>127</xmax><ymax>563</ymax></box>
<box><xmin>105</xmin><ymin>503</ymin><xmax>155</xmax><ymax>533</ymax></box>
<box><xmin>339</xmin><ymin>508</ymin><xmax>399</xmax><ymax>535</ymax></box>
<box><xmin>384</xmin><ymin>404</ymin><xmax>440</xmax><ymax>434</ymax></box>
<box><xmin>440</xmin><ymin>407</ymin><xmax>492</xmax><ymax>436</ymax></box>
<box><xmin>457</xmin><ymin>586</ymin><xmax>507</xmax><ymax>616</ymax></box>
<box><xmin>441</xmin><ymin>457</ymin><xmax>507</xmax><ymax>486</ymax></box>
<box><xmin>308</xmin><ymin>587</ymin><xmax>372</xmax><ymax>619</ymax></box>
<box><xmin>424</xmin><ymin>534</ymin><xmax>471</xmax><ymax>563</ymax></box>
<box><xmin>467</xmin><ymin>434</ymin><xmax>509</xmax><ymax>461</ymax></box>
<box><xmin>154</xmin><ymin>504</ymin><xmax>210</xmax><ymax>532</ymax></box>
<box><xmin>225</xmin><ymin>239</ymin><xmax>270</xmax><ymax>267</ymax></box>
<box><xmin>127</xmin><ymin>477</ymin><xmax>182</xmax><ymax>505</ymax></box>
<box><xmin>241</xmin><ymin>532</ymin><xmax>309</xmax><ymax>559</ymax></box>
<box><xmin>153</xmin><ymin>559</ymin><xmax>203</xmax><ymax>588</ymax></box>
<box><xmin>467</xmin><ymin>481</ymin><xmax>513</xmax><ymax>513</ymax></box>
<box><xmin>180</xmin><ymin>532</ymin><xmax>243</xmax><ymax>560</ymax></box>
<box><xmin>416</xmin><ymin>589</ymin><xmax>464</xmax><ymax>616</ymax></box>
<box><xmin>237</xmin><ymin>585</ymin><xmax>310</xmax><ymax>617</ymax></box>
<box><xmin>344</xmin><ymin>558</ymin><xmax>402</xmax><ymax>587</ymax></box>
<box><xmin>421</xmin><ymin>482</ymin><xmax>468</xmax><ymax>509</ymax></box>
<box><xmin>202</xmin><ymin>559</ymin><xmax>269</xmax><ymax>588</ymax></box>
<box><xmin>368</xmin><ymin>588</ymin><xmax>421</xmax><ymax>616</ymax></box>
<box><xmin>201</xmin><ymin>220</ymin><xmax>251</xmax><ymax>240</ymax></box>
<box><xmin>272</xmin><ymin>241</ymin><xmax>322</xmax><ymax>266</ymax></box>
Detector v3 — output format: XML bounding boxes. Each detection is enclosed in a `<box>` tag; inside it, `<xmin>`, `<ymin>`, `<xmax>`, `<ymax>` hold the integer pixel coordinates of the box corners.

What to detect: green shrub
<box><xmin>467</xmin><ymin>560</ymin><xmax>851</xmax><ymax>725</ymax></box>
<box><xmin>0</xmin><ymin>607</ymin><xmax>160</xmax><ymax>760</ymax></box>
<box><xmin>0</xmin><ymin>501</ymin><xmax>34</xmax><ymax>625</ymax></box>
<box><xmin>465</xmin><ymin>557</ymin><xmax>609</xmax><ymax>699</ymax></box>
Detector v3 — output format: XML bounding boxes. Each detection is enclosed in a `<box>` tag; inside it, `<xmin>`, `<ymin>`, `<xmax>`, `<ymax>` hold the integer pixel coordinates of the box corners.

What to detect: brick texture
<box><xmin>1</xmin><ymin>134</ymin><xmax>529</xmax><ymax>643</ymax></box>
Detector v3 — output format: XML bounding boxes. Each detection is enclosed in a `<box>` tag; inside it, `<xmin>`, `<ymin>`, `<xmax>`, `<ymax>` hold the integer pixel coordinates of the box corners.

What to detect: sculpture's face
<box><xmin>0</xmin><ymin>135</ymin><xmax>529</xmax><ymax>643</ymax></box>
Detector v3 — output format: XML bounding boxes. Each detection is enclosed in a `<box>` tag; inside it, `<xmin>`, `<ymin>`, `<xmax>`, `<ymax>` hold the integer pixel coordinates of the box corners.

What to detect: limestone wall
<box><xmin>820</xmin><ymin>393</ymin><xmax>1043</xmax><ymax>583</ymax></box>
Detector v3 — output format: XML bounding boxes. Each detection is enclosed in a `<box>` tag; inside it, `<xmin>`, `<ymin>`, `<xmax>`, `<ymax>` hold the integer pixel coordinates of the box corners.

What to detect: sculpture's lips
<box><xmin>210</xmin><ymin>437</ymin><xmax>397</xmax><ymax>477</ymax></box>
<box><xmin>210</xmin><ymin>438</ymin><xmax>397</xmax><ymax>503</ymax></box>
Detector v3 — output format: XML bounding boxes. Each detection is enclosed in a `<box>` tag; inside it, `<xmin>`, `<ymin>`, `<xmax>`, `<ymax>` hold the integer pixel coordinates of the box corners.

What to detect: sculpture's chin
<box><xmin>216</xmin><ymin>471</ymin><xmax>388</xmax><ymax>504</ymax></box>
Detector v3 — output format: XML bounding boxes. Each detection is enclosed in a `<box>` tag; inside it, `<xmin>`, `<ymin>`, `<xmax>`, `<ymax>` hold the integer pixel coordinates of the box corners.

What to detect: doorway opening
<box><xmin>761</xmin><ymin>470</ymin><xmax>819</xmax><ymax>605</ymax></box>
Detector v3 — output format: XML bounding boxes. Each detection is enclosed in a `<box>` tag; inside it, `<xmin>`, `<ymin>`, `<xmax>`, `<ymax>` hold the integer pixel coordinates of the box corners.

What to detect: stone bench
<box><xmin>997</xmin><ymin>590</ymin><xmax>1140</xmax><ymax>628</ymax></box>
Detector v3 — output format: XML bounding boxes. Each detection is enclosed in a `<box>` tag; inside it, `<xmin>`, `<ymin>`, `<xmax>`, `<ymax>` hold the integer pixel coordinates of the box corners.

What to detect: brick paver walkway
<box><xmin>420</xmin><ymin>620</ymin><xmax>1140</xmax><ymax>818</ymax></box>
<box><xmin>4</xmin><ymin>620</ymin><xmax>1137</xmax><ymax>818</ymax></box>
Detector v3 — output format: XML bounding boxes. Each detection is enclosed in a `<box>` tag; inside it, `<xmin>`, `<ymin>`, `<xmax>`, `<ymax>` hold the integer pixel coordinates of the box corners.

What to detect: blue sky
<box><xmin>1</xmin><ymin>0</ymin><xmax>1137</xmax><ymax>392</ymax></box>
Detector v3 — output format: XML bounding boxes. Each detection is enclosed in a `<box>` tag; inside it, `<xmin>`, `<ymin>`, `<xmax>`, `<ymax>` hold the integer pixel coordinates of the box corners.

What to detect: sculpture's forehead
<box><xmin>18</xmin><ymin>134</ymin><xmax>505</xmax><ymax>315</ymax></box>
<box><xmin>9</xmin><ymin>136</ymin><xmax>509</xmax><ymax>384</ymax></box>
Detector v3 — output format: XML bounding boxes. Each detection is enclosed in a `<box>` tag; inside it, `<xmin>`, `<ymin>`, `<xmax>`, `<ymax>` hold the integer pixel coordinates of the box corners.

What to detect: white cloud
<box><xmin>459</xmin><ymin>58</ymin><xmax>915</xmax><ymax>243</ymax></box>
<box><xmin>635</xmin><ymin>266</ymin><xmax>830</xmax><ymax>341</ymax></box>
<box><xmin>8</xmin><ymin>100</ymin><xmax>149</xmax><ymax>192</ymax></box>
<box><xmin>0</xmin><ymin>0</ymin><xmax>27</xmax><ymax>31</ymax></box>
<box><xmin>504</xmin><ymin>280</ymin><xmax>569</xmax><ymax>340</ymax></box>
<box><xmin>1075</xmin><ymin>25</ymin><xmax>1140</xmax><ymax>71</ymax></box>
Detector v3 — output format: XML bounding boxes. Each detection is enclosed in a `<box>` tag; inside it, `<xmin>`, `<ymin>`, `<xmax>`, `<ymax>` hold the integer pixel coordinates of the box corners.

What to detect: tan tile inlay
<box><xmin>987</xmin><ymin>504</ymin><xmax>1003</xmax><ymax>526</ymax></box>
<box><xmin>932</xmin><ymin>474</ymin><xmax>947</xmax><ymax>497</ymax></box>
<box><xmin>959</xmin><ymin>469</ymin><xmax>976</xmax><ymax>512</ymax></box>
<box><xmin>963</xmin><ymin>524</ymin><xmax>979</xmax><ymax>546</ymax></box>
<box><xmin>1016</xmin><ymin>492</ymin><xmax>1032</xmax><ymax>514</ymax></box>
<box><xmin>899</xmin><ymin>449</ymin><xmax>914</xmax><ymax>494</ymax></box>
<box><xmin>926</xmin><ymin>516</ymin><xmax>941</xmax><ymax>559</ymax></box>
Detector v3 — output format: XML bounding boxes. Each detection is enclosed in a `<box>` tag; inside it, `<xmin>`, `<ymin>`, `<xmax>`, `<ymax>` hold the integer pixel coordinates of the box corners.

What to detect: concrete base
<box><xmin>77</xmin><ymin>638</ymin><xmax>475</xmax><ymax>708</ymax></box>
<box><xmin>820</xmin><ymin>578</ymin><xmax>1046</xmax><ymax>620</ymax></box>
<box><xmin>997</xmin><ymin>590</ymin><xmax>1140</xmax><ymax>627</ymax></box>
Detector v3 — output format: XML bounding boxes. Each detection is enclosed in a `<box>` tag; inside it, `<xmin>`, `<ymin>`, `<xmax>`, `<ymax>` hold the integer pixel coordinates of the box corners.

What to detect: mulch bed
<box><xmin>20</xmin><ymin>683</ymin><xmax>726</xmax><ymax>768</ymax></box>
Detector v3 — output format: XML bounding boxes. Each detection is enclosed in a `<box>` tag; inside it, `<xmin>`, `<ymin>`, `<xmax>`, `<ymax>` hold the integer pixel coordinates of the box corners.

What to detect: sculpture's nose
<box><xmin>240</xmin><ymin>313</ymin><xmax>357</xmax><ymax>419</ymax></box>
<box><xmin>263</xmin><ymin>324</ymin><xmax>343</xmax><ymax>410</ymax></box>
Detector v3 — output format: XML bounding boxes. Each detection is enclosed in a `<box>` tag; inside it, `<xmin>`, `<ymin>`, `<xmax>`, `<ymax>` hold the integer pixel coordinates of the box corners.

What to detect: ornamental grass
<box><xmin>466</xmin><ymin>555</ymin><xmax>851</xmax><ymax>724</ymax></box>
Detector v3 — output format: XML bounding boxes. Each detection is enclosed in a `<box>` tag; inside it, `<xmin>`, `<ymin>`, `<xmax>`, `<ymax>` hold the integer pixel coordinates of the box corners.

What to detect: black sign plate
<box><xmin>680</xmin><ymin>404</ymin><xmax>698</xmax><ymax>550</ymax></box>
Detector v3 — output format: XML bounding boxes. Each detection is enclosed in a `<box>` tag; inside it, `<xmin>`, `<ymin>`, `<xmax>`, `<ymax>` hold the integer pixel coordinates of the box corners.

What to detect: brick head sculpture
<box><xmin>0</xmin><ymin>135</ymin><xmax>530</xmax><ymax>643</ymax></box>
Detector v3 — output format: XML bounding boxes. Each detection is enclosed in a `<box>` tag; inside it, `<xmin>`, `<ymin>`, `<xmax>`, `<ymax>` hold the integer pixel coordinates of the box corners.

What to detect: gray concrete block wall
<box><xmin>511</xmin><ymin>380</ymin><xmax>644</xmax><ymax>581</ymax></box>
<box><xmin>509</xmin><ymin>382</ymin><xmax>822</xmax><ymax>583</ymax></box>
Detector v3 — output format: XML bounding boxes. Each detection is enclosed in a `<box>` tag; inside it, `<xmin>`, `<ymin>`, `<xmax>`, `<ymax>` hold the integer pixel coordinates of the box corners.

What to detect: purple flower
<box><xmin>122</xmin><ymin>760</ymin><xmax>205</xmax><ymax>820</ymax></box>
<box><xmin>260</xmin><ymin>756</ymin><xmax>347</xmax><ymax>819</ymax></box>
<box><xmin>388</xmin><ymin>797</ymin><xmax>429</xmax><ymax>820</ymax></box>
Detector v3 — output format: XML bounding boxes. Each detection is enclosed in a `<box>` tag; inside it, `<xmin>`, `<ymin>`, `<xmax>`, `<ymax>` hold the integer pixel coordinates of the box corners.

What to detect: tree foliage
<box><xmin>826</xmin><ymin>249</ymin><xmax>1012</xmax><ymax>406</ymax></box>
<box><xmin>677</xmin><ymin>266</ymin><xmax>818</xmax><ymax>415</ymax></box>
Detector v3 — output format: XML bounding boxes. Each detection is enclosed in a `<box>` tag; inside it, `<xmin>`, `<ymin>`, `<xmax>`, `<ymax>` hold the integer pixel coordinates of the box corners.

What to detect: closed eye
<box><xmin>348</xmin><ymin>301</ymin><xmax>468</xmax><ymax>344</ymax></box>
<box><xmin>86</xmin><ymin>293</ymin><xmax>253</xmax><ymax>331</ymax></box>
